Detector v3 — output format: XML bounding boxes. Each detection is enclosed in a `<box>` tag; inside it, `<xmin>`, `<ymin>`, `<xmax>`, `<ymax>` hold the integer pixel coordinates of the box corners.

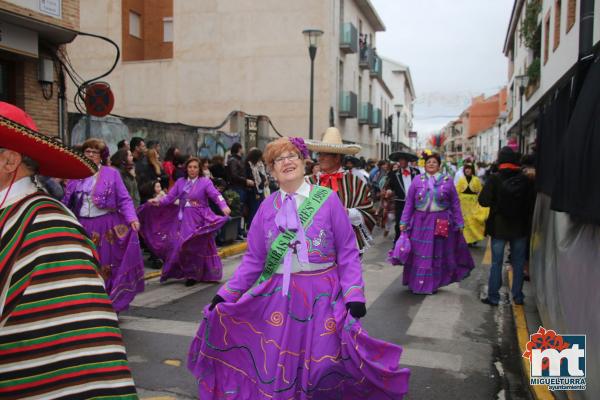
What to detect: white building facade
<box><xmin>67</xmin><ymin>0</ymin><xmax>406</xmax><ymax>158</ymax></box>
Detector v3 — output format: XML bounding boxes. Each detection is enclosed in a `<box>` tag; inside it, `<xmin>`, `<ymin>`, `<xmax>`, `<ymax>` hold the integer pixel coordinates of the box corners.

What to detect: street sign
<box><xmin>84</xmin><ymin>82</ymin><xmax>114</xmax><ymax>117</ymax></box>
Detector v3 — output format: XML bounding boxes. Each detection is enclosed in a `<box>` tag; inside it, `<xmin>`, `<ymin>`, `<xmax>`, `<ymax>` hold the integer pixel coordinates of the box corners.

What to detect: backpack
<box><xmin>496</xmin><ymin>173</ymin><xmax>530</xmax><ymax>217</ymax></box>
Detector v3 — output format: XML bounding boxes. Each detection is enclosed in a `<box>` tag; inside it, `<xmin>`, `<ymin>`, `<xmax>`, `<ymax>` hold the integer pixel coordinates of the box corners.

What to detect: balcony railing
<box><xmin>358</xmin><ymin>102</ymin><xmax>373</xmax><ymax>125</ymax></box>
<box><xmin>370</xmin><ymin>54</ymin><xmax>382</xmax><ymax>80</ymax></box>
<box><xmin>369</xmin><ymin>107</ymin><xmax>382</xmax><ymax>128</ymax></box>
<box><xmin>339</xmin><ymin>22</ymin><xmax>358</xmax><ymax>54</ymax></box>
<box><xmin>359</xmin><ymin>46</ymin><xmax>373</xmax><ymax>70</ymax></box>
<box><xmin>339</xmin><ymin>91</ymin><xmax>358</xmax><ymax>118</ymax></box>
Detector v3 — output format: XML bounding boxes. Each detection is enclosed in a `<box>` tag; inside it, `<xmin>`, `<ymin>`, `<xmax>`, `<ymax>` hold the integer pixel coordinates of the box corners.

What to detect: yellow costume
<box><xmin>456</xmin><ymin>175</ymin><xmax>489</xmax><ymax>244</ymax></box>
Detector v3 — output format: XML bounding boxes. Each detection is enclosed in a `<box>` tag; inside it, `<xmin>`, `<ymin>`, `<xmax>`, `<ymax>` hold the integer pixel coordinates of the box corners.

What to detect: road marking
<box><xmin>120</xmin><ymin>315</ymin><xmax>464</xmax><ymax>373</ymax></box>
<box><xmin>120</xmin><ymin>315</ymin><xmax>199</xmax><ymax>337</ymax></box>
<box><xmin>133</xmin><ymin>256</ymin><xmax>242</xmax><ymax>308</ymax></box>
<box><xmin>406</xmin><ymin>283</ymin><xmax>465</xmax><ymax>340</ymax></box>
<box><xmin>482</xmin><ymin>238</ymin><xmax>491</xmax><ymax>265</ymax></box>
<box><xmin>400</xmin><ymin>347</ymin><xmax>462</xmax><ymax>372</ymax></box>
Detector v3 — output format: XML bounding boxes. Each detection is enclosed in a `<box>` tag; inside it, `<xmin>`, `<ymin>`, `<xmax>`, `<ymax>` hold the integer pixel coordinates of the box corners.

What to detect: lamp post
<box><xmin>514</xmin><ymin>74</ymin><xmax>529</xmax><ymax>153</ymax></box>
<box><xmin>394</xmin><ymin>104</ymin><xmax>403</xmax><ymax>152</ymax></box>
<box><xmin>302</xmin><ymin>29</ymin><xmax>324</xmax><ymax>140</ymax></box>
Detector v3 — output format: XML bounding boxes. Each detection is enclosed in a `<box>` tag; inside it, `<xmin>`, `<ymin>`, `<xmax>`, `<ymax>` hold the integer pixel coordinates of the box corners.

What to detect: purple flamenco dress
<box><xmin>138</xmin><ymin>177</ymin><xmax>228</xmax><ymax>282</ymax></box>
<box><xmin>63</xmin><ymin>166</ymin><xmax>145</xmax><ymax>312</ymax></box>
<box><xmin>397</xmin><ymin>173</ymin><xmax>475</xmax><ymax>294</ymax></box>
<box><xmin>188</xmin><ymin>183</ymin><xmax>410</xmax><ymax>399</ymax></box>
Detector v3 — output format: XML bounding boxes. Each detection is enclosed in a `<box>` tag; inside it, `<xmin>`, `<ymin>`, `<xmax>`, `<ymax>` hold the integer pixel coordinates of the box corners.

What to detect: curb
<box><xmin>508</xmin><ymin>269</ymin><xmax>554</xmax><ymax>400</ymax></box>
<box><xmin>143</xmin><ymin>241</ymin><xmax>248</xmax><ymax>280</ymax></box>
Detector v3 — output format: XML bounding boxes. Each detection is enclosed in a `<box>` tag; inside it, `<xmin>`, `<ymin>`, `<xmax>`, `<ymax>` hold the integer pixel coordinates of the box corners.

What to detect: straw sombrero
<box><xmin>0</xmin><ymin>102</ymin><xmax>97</xmax><ymax>178</ymax></box>
<box><xmin>305</xmin><ymin>127</ymin><xmax>361</xmax><ymax>155</ymax></box>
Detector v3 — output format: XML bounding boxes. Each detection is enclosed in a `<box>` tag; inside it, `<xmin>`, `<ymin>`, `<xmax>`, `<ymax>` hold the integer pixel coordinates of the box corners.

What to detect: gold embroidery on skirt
<box><xmin>114</xmin><ymin>224</ymin><xmax>129</xmax><ymax>239</ymax></box>
<box><xmin>91</xmin><ymin>232</ymin><xmax>101</xmax><ymax>246</ymax></box>
<box><xmin>100</xmin><ymin>265</ymin><xmax>112</xmax><ymax>281</ymax></box>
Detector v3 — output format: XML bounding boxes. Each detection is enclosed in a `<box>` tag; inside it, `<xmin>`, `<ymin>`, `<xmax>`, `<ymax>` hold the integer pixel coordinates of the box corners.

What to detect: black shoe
<box><xmin>185</xmin><ymin>279</ymin><xmax>197</xmax><ymax>287</ymax></box>
<box><xmin>481</xmin><ymin>297</ymin><xmax>499</xmax><ymax>306</ymax></box>
<box><xmin>149</xmin><ymin>258</ymin><xmax>163</xmax><ymax>270</ymax></box>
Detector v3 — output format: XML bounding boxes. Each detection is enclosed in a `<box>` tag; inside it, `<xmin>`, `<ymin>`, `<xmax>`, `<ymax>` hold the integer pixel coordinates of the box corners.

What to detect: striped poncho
<box><xmin>0</xmin><ymin>193</ymin><xmax>137</xmax><ymax>399</ymax></box>
<box><xmin>307</xmin><ymin>171</ymin><xmax>376</xmax><ymax>251</ymax></box>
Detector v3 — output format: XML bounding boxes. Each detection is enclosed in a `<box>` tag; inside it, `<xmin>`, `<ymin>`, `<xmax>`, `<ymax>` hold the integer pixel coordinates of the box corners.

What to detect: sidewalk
<box><xmin>142</xmin><ymin>241</ymin><xmax>248</xmax><ymax>280</ymax></box>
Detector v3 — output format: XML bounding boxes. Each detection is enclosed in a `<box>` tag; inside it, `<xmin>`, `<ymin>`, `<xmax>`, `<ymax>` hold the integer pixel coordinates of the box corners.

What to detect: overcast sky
<box><xmin>371</xmin><ymin>0</ymin><xmax>514</xmax><ymax>142</ymax></box>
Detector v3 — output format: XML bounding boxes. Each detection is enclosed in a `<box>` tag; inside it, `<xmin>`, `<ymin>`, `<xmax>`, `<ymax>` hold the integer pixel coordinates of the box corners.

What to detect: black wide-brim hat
<box><xmin>389</xmin><ymin>151</ymin><xmax>418</xmax><ymax>163</ymax></box>
<box><xmin>0</xmin><ymin>102</ymin><xmax>97</xmax><ymax>179</ymax></box>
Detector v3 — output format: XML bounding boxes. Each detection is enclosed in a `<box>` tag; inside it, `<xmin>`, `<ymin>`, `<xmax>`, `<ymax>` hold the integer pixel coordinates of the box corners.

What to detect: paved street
<box><xmin>120</xmin><ymin>233</ymin><xmax>531</xmax><ymax>400</ymax></box>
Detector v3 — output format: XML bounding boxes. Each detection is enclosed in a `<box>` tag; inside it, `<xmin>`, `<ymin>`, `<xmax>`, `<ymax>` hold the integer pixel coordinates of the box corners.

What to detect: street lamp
<box><xmin>302</xmin><ymin>29</ymin><xmax>324</xmax><ymax>140</ymax></box>
<box><xmin>394</xmin><ymin>104</ymin><xmax>403</xmax><ymax>152</ymax></box>
<box><xmin>514</xmin><ymin>74</ymin><xmax>529</xmax><ymax>153</ymax></box>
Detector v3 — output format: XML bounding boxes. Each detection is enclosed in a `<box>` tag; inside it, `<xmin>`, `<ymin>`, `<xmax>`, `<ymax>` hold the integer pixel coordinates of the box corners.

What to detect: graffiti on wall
<box><xmin>196</xmin><ymin>129</ymin><xmax>241</xmax><ymax>159</ymax></box>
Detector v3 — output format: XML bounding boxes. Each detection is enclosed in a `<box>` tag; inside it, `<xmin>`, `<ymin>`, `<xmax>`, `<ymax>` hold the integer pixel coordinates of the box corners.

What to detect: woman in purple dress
<box><xmin>187</xmin><ymin>137</ymin><xmax>410</xmax><ymax>399</ymax></box>
<box><xmin>142</xmin><ymin>157</ymin><xmax>231</xmax><ymax>286</ymax></box>
<box><xmin>395</xmin><ymin>152</ymin><xmax>475</xmax><ymax>294</ymax></box>
<box><xmin>63</xmin><ymin>138</ymin><xmax>144</xmax><ymax>312</ymax></box>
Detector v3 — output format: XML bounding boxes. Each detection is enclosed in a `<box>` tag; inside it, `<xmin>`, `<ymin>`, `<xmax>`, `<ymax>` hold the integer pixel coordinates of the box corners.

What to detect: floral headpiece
<box><xmin>420</xmin><ymin>149</ymin><xmax>433</xmax><ymax>159</ymax></box>
<box><xmin>289</xmin><ymin>137</ymin><xmax>310</xmax><ymax>159</ymax></box>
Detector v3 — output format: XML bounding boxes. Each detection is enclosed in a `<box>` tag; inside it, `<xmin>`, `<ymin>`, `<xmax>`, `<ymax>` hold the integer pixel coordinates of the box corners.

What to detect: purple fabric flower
<box><xmin>289</xmin><ymin>137</ymin><xmax>310</xmax><ymax>159</ymax></box>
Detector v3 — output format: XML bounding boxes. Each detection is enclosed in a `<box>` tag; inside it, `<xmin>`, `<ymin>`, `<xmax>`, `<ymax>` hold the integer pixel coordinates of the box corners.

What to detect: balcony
<box><xmin>339</xmin><ymin>91</ymin><xmax>358</xmax><ymax>118</ymax></box>
<box><xmin>359</xmin><ymin>46</ymin><xmax>373</xmax><ymax>70</ymax></box>
<box><xmin>358</xmin><ymin>102</ymin><xmax>373</xmax><ymax>125</ymax></box>
<box><xmin>339</xmin><ymin>22</ymin><xmax>358</xmax><ymax>54</ymax></box>
<box><xmin>369</xmin><ymin>107</ymin><xmax>382</xmax><ymax>128</ymax></box>
<box><xmin>370</xmin><ymin>54</ymin><xmax>382</xmax><ymax>80</ymax></box>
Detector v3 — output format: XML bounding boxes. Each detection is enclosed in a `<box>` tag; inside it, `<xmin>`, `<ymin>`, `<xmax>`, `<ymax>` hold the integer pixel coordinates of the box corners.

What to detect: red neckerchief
<box><xmin>499</xmin><ymin>163</ymin><xmax>520</xmax><ymax>171</ymax></box>
<box><xmin>402</xmin><ymin>168</ymin><xmax>411</xmax><ymax>177</ymax></box>
<box><xmin>320</xmin><ymin>172</ymin><xmax>344</xmax><ymax>192</ymax></box>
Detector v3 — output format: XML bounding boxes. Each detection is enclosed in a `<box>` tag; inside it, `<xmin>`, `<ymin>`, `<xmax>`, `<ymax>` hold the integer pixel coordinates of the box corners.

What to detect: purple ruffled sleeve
<box><xmin>448</xmin><ymin>180</ymin><xmax>465</xmax><ymax>229</ymax></box>
<box><xmin>111</xmin><ymin>168</ymin><xmax>138</xmax><ymax>224</ymax></box>
<box><xmin>330</xmin><ymin>194</ymin><xmax>366</xmax><ymax>304</ymax></box>
<box><xmin>400</xmin><ymin>178</ymin><xmax>418</xmax><ymax>228</ymax></box>
<box><xmin>159</xmin><ymin>178</ymin><xmax>183</xmax><ymax>206</ymax></box>
<box><xmin>217</xmin><ymin>203</ymin><xmax>267</xmax><ymax>302</ymax></box>
<box><xmin>205</xmin><ymin>178</ymin><xmax>228</xmax><ymax>210</ymax></box>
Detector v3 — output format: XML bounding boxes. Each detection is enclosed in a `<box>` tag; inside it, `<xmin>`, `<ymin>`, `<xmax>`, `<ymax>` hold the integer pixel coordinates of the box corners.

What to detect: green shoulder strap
<box><xmin>257</xmin><ymin>186</ymin><xmax>332</xmax><ymax>285</ymax></box>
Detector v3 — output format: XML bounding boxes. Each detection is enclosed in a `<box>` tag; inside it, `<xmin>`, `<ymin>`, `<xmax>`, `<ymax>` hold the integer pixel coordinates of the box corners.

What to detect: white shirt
<box><xmin>279</xmin><ymin>180</ymin><xmax>311</xmax><ymax>209</ymax></box>
<box><xmin>184</xmin><ymin>177</ymin><xmax>199</xmax><ymax>207</ymax></box>
<box><xmin>79</xmin><ymin>175</ymin><xmax>109</xmax><ymax>218</ymax></box>
<box><xmin>0</xmin><ymin>177</ymin><xmax>38</xmax><ymax>209</ymax></box>
<box><xmin>400</xmin><ymin>168</ymin><xmax>413</xmax><ymax>194</ymax></box>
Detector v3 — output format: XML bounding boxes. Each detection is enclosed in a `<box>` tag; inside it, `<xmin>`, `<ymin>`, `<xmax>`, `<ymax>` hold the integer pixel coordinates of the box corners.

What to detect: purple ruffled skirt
<box><xmin>187</xmin><ymin>266</ymin><xmax>411</xmax><ymax>399</ymax></box>
<box><xmin>79</xmin><ymin>213</ymin><xmax>145</xmax><ymax>312</ymax></box>
<box><xmin>138</xmin><ymin>204</ymin><xmax>228</xmax><ymax>282</ymax></box>
<box><xmin>402</xmin><ymin>210</ymin><xmax>475</xmax><ymax>294</ymax></box>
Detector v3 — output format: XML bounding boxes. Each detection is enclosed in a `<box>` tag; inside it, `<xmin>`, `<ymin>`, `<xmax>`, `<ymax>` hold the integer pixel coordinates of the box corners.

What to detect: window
<box><xmin>544</xmin><ymin>11</ymin><xmax>550</xmax><ymax>64</ymax></box>
<box><xmin>129</xmin><ymin>11</ymin><xmax>141</xmax><ymax>38</ymax></box>
<box><xmin>554</xmin><ymin>0</ymin><xmax>562</xmax><ymax>51</ymax></box>
<box><xmin>567</xmin><ymin>0</ymin><xmax>576</xmax><ymax>32</ymax></box>
<box><xmin>163</xmin><ymin>17</ymin><xmax>173</xmax><ymax>42</ymax></box>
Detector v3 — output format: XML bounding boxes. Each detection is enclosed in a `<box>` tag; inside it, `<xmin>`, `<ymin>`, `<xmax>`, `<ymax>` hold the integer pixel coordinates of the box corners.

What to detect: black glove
<box><xmin>346</xmin><ymin>302</ymin><xmax>367</xmax><ymax>319</ymax></box>
<box><xmin>209</xmin><ymin>295</ymin><xmax>225</xmax><ymax>311</ymax></box>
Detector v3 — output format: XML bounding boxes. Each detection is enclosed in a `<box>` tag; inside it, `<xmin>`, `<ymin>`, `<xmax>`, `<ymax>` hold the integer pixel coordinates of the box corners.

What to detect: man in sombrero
<box><xmin>306</xmin><ymin>127</ymin><xmax>376</xmax><ymax>252</ymax></box>
<box><xmin>0</xmin><ymin>102</ymin><xmax>137</xmax><ymax>399</ymax></box>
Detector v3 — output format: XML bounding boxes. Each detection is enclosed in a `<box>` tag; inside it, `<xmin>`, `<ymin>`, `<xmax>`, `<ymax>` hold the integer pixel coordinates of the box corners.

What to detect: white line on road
<box><xmin>406</xmin><ymin>283</ymin><xmax>466</xmax><ymax>340</ymax></box>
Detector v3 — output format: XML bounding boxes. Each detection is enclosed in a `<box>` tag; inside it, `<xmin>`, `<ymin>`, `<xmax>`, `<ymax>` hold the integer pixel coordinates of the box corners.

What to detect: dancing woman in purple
<box><xmin>187</xmin><ymin>137</ymin><xmax>410</xmax><ymax>399</ymax></box>
<box><xmin>392</xmin><ymin>152</ymin><xmax>475</xmax><ymax>294</ymax></box>
<box><xmin>141</xmin><ymin>157</ymin><xmax>231</xmax><ymax>286</ymax></box>
<box><xmin>63</xmin><ymin>138</ymin><xmax>144</xmax><ymax>312</ymax></box>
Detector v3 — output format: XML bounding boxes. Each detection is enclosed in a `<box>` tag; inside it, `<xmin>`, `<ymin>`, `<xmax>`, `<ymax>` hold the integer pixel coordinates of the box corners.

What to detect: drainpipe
<box><xmin>58</xmin><ymin>66</ymin><xmax>66</xmax><ymax>143</ymax></box>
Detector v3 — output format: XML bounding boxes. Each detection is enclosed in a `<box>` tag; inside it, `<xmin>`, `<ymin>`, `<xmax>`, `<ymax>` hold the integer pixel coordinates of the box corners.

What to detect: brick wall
<box><xmin>19</xmin><ymin>57</ymin><xmax>59</xmax><ymax>136</ymax></box>
<box><xmin>0</xmin><ymin>0</ymin><xmax>80</xmax><ymax>31</ymax></box>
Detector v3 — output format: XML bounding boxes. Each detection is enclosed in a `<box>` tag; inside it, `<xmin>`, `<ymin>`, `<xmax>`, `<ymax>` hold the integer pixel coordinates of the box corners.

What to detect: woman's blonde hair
<box><xmin>263</xmin><ymin>138</ymin><xmax>303</xmax><ymax>168</ymax></box>
<box><xmin>147</xmin><ymin>148</ymin><xmax>162</xmax><ymax>176</ymax></box>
